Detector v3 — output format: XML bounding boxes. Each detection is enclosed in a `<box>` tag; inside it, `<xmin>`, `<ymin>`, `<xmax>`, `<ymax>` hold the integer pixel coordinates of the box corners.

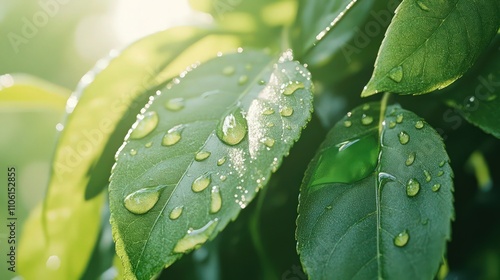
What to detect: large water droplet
<box><xmin>162</xmin><ymin>125</ymin><xmax>183</xmax><ymax>146</ymax></box>
<box><xmin>432</xmin><ymin>183</ymin><xmax>441</xmax><ymax>192</ymax></box>
<box><xmin>217</xmin><ymin>157</ymin><xmax>226</xmax><ymax>166</ymax></box>
<box><xmin>192</xmin><ymin>173</ymin><xmax>211</xmax><ymax>192</ymax></box>
<box><xmin>46</xmin><ymin>255</ymin><xmax>61</xmax><ymax>271</ymax></box>
<box><xmin>282</xmin><ymin>82</ymin><xmax>304</xmax><ymax>96</ymax></box>
<box><xmin>416</xmin><ymin>0</ymin><xmax>430</xmax><ymax>11</ymax></box>
<box><xmin>389</xmin><ymin>66</ymin><xmax>403</xmax><ymax>83</ymax></box>
<box><xmin>396</xmin><ymin>113</ymin><xmax>404</xmax><ymax>124</ymax></box>
<box><xmin>222</xmin><ymin>66</ymin><xmax>235</xmax><ymax>76</ymax></box>
<box><xmin>406</xmin><ymin>178</ymin><xmax>420</xmax><ymax>197</ymax></box>
<box><xmin>165</xmin><ymin>98</ymin><xmax>185</xmax><ymax>112</ymax></box>
<box><xmin>424</xmin><ymin>170</ymin><xmax>432</xmax><ymax>182</ymax></box>
<box><xmin>195</xmin><ymin>151</ymin><xmax>211</xmax><ymax>161</ymax></box>
<box><xmin>173</xmin><ymin>219</ymin><xmax>219</xmax><ymax>253</ymax></box>
<box><xmin>415</xmin><ymin>120</ymin><xmax>424</xmax><ymax>129</ymax></box>
<box><xmin>210</xmin><ymin>186</ymin><xmax>222</xmax><ymax>214</ymax></box>
<box><xmin>238</xmin><ymin>75</ymin><xmax>248</xmax><ymax>85</ymax></box>
<box><xmin>261</xmin><ymin>137</ymin><xmax>275</xmax><ymax>148</ymax></box>
<box><xmin>216</xmin><ymin>108</ymin><xmax>248</xmax><ymax>146</ymax></box>
<box><xmin>344</xmin><ymin>120</ymin><xmax>352</xmax><ymax>128</ymax></box>
<box><xmin>394</xmin><ymin>230</ymin><xmax>409</xmax><ymax>247</ymax></box>
<box><xmin>169</xmin><ymin>206</ymin><xmax>184</xmax><ymax>220</ymax></box>
<box><xmin>398</xmin><ymin>131</ymin><xmax>410</xmax><ymax>145</ymax></box>
<box><xmin>361</xmin><ymin>114</ymin><xmax>374</xmax><ymax>125</ymax></box>
<box><xmin>124</xmin><ymin>185</ymin><xmax>165</xmax><ymax>214</ymax></box>
<box><xmin>280</xmin><ymin>106</ymin><xmax>294</xmax><ymax>117</ymax></box>
<box><xmin>406</xmin><ymin>152</ymin><xmax>416</xmax><ymax>166</ymax></box>
<box><xmin>309</xmin><ymin>134</ymin><xmax>379</xmax><ymax>186</ymax></box>
<box><xmin>130</xmin><ymin>111</ymin><xmax>159</xmax><ymax>139</ymax></box>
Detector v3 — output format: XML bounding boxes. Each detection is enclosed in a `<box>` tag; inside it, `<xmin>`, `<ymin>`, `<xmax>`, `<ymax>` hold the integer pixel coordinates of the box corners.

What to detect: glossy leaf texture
<box><xmin>109</xmin><ymin>50</ymin><xmax>313</xmax><ymax>280</ymax></box>
<box><xmin>292</xmin><ymin>0</ymin><xmax>375</xmax><ymax>66</ymax></box>
<box><xmin>28</xmin><ymin>26</ymin><xmax>240</xmax><ymax>280</ymax></box>
<box><xmin>297</xmin><ymin>102</ymin><xmax>454</xmax><ymax>279</ymax></box>
<box><xmin>445</xmin><ymin>39</ymin><xmax>500</xmax><ymax>138</ymax></box>
<box><xmin>362</xmin><ymin>0</ymin><xmax>500</xmax><ymax>96</ymax></box>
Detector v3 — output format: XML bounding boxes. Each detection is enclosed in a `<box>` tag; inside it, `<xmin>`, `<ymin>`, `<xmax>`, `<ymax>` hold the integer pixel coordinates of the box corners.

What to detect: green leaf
<box><xmin>362</xmin><ymin>0</ymin><xmax>500</xmax><ymax>96</ymax></box>
<box><xmin>109</xmin><ymin>50</ymin><xmax>314</xmax><ymax>280</ymax></box>
<box><xmin>293</xmin><ymin>0</ymin><xmax>376</xmax><ymax>66</ymax></box>
<box><xmin>297</xmin><ymin>102</ymin><xmax>454</xmax><ymax>279</ymax></box>
<box><xmin>19</xmin><ymin>26</ymin><xmax>241</xmax><ymax>280</ymax></box>
<box><xmin>445</xmin><ymin>41</ymin><xmax>500</xmax><ymax>138</ymax></box>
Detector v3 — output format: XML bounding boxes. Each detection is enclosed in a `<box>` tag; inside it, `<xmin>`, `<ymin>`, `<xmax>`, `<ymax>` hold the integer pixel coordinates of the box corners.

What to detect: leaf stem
<box><xmin>301</xmin><ymin>0</ymin><xmax>360</xmax><ymax>60</ymax></box>
<box><xmin>378</xmin><ymin>92</ymin><xmax>391</xmax><ymax>136</ymax></box>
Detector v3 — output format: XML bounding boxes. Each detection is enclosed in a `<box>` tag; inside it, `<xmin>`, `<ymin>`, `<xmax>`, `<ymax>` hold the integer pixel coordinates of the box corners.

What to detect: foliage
<box><xmin>7</xmin><ymin>0</ymin><xmax>500</xmax><ymax>279</ymax></box>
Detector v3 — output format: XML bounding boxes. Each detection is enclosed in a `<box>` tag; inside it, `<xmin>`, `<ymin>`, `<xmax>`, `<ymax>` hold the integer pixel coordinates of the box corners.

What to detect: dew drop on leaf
<box><xmin>258</xmin><ymin>80</ymin><xmax>266</xmax><ymax>85</ymax></box>
<box><xmin>439</xmin><ymin>161</ymin><xmax>446</xmax><ymax>167</ymax></box>
<box><xmin>437</xmin><ymin>171</ymin><xmax>444</xmax><ymax>177</ymax></box>
<box><xmin>280</xmin><ymin>106</ymin><xmax>294</xmax><ymax>117</ymax></box>
<box><xmin>398</xmin><ymin>131</ymin><xmax>410</xmax><ymax>145</ymax></box>
<box><xmin>406</xmin><ymin>178</ymin><xmax>420</xmax><ymax>197</ymax></box>
<box><xmin>222</xmin><ymin>66</ymin><xmax>236</xmax><ymax>76</ymax></box>
<box><xmin>344</xmin><ymin>120</ymin><xmax>352</xmax><ymax>128</ymax></box>
<box><xmin>394</xmin><ymin>230</ymin><xmax>409</xmax><ymax>247</ymax></box>
<box><xmin>432</xmin><ymin>183</ymin><xmax>441</xmax><ymax>192</ymax></box>
<box><xmin>282</xmin><ymin>82</ymin><xmax>305</xmax><ymax>96</ymax></box>
<box><xmin>46</xmin><ymin>255</ymin><xmax>61</xmax><ymax>271</ymax></box>
<box><xmin>423</xmin><ymin>170</ymin><xmax>432</xmax><ymax>182</ymax></box>
<box><xmin>162</xmin><ymin>126</ymin><xmax>183</xmax><ymax>146</ymax></box>
<box><xmin>210</xmin><ymin>186</ymin><xmax>222</xmax><ymax>214</ymax></box>
<box><xmin>165</xmin><ymin>98</ymin><xmax>185</xmax><ymax>112</ymax></box>
<box><xmin>195</xmin><ymin>151</ymin><xmax>211</xmax><ymax>161</ymax></box>
<box><xmin>216</xmin><ymin>108</ymin><xmax>248</xmax><ymax>146</ymax></box>
<box><xmin>173</xmin><ymin>219</ymin><xmax>219</xmax><ymax>253</ymax></box>
<box><xmin>388</xmin><ymin>66</ymin><xmax>403</xmax><ymax>83</ymax></box>
<box><xmin>261</xmin><ymin>137</ymin><xmax>275</xmax><ymax>148</ymax></box>
<box><xmin>219</xmin><ymin>175</ymin><xmax>227</xmax><ymax>181</ymax></box>
<box><xmin>416</xmin><ymin>0</ymin><xmax>430</xmax><ymax>11</ymax></box>
<box><xmin>192</xmin><ymin>173</ymin><xmax>211</xmax><ymax>193</ymax></box>
<box><xmin>415</xmin><ymin>120</ymin><xmax>424</xmax><ymax>129</ymax></box>
<box><xmin>405</xmin><ymin>152</ymin><xmax>416</xmax><ymax>166</ymax></box>
<box><xmin>123</xmin><ymin>186</ymin><xmax>165</xmax><ymax>214</ymax></box>
<box><xmin>238</xmin><ymin>75</ymin><xmax>248</xmax><ymax>85</ymax></box>
<box><xmin>396</xmin><ymin>113</ymin><xmax>404</xmax><ymax>124</ymax></box>
<box><xmin>130</xmin><ymin>149</ymin><xmax>137</xmax><ymax>156</ymax></box>
<box><xmin>362</xmin><ymin>104</ymin><xmax>370</xmax><ymax>111</ymax></box>
<box><xmin>169</xmin><ymin>206</ymin><xmax>184</xmax><ymax>220</ymax></box>
<box><xmin>389</xmin><ymin>121</ymin><xmax>396</xmax><ymax>128</ymax></box>
<box><xmin>145</xmin><ymin>142</ymin><xmax>153</xmax><ymax>148</ymax></box>
<box><xmin>262</xmin><ymin>108</ymin><xmax>275</xmax><ymax>115</ymax></box>
<box><xmin>361</xmin><ymin>114</ymin><xmax>374</xmax><ymax>125</ymax></box>
<box><xmin>217</xmin><ymin>157</ymin><xmax>226</xmax><ymax>166</ymax></box>
<box><xmin>130</xmin><ymin>111</ymin><xmax>159</xmax><ymax>139</ymax></box>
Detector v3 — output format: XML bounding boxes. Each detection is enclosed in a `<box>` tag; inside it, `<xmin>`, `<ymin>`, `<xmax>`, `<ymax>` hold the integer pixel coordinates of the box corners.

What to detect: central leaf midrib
<box><xmin>133</xmin><ymin>54</ymin><xmax>279</xmax><ymax>272</ymax></box>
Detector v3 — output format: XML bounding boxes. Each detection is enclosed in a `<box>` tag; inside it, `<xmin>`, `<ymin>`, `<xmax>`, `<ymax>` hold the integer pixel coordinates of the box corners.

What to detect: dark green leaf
<box><xmin>109</xmin><ymin>50</ymin><xmax>314</xmax><ymax>280</ymax></box>
<box><xmin>362</xmin><ymin>0</ymin><xmax>500</xmax><ymax>96</ymax></box>
<box><xmin>297</xmin><ymin>102</ymin><xmax>454</xmax><ymax>279</ymax></box>
<box><xmin>446</xmin><ymin>41</ymin><xmax>500</xmax><ymax>138</ymax></box>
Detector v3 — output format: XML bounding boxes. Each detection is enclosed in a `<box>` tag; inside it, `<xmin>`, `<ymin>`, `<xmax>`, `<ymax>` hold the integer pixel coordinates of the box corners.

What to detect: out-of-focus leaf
<box><xmin>109</xmin><ymin>50</ymin><xmax>313</xmax><ymax>279</ymax></box>
<box><xmin>297</xmin><ymin>102</ymin><xmax>454</xmax><ymax>279</ymax></box>
<box><xmin>362</xmin><ymin>0</ymin><xmax>500</xmax><ymax>96</ymax></box>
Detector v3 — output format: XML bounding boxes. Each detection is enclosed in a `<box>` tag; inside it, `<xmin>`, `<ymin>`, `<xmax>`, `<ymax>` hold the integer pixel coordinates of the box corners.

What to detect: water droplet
<box><xmin>261</xmin><ymin>137</ymin><xmax>275</xmax><ymax>148</ymax></box>
<box><xmin>130</xmin><ymin>149</ymin><xmax>137</xmax><ymax>156</ymax></box>
<box><xmin>162</xmin><ymin>126</ymin><xmax>183</xmax><ymax>146</ymax></box>
<box><xmin>406</xmin><ymin>152</ymin><xmax>416</xmax><ymax>166</ymax></box>
<box><xmin>283</xmin><ymin>82</ymin><xmax>305</xmax><ymax>96</ymax></box>
<box><xmin>389</xmin><ymin>121</ymin><xmax>396</xmax><ymax>128</ymax></box>
<box><xmin>217</xmin><ymin>157</ymin><xmax>226</xmax><ymax>166</ymax></box>
<box><xmin>245</xmin><ymin>64</ymin><xmax>252</xmax><ymax>70</ymax></box>
<box><xmin>396</xmin><ymin>114</ymin><xmax>404</xmax><ymax>123</ymax></box>
<box><xmin>394</xmin><ymin>230</ymin><xmax>409</xmax><ymax>247</ymax></box>
<box><xmin>46</xmin><ymin>255</ymin><xmax>61</xmax><ymax>270</ymax></box>
<box><xmin>325</xmin><ymin>205</ymin><xmax>333</xmax><ymax>210</ymax></box>
<box><xmin>124</xmin><ymin>185</ymin><xmax>165</xmax><ymax>214</ymax></box>
<box><xmin>266</xmin><ymin>122</ymin><xmax>275</xmax><ymax>128</ymax></box>
<box><xmin>262</xmin><ymin>108</ymin><xmax>275</xmax><ymax>115</ymax></box>
<box><xmin>145</xmin><ymin>142</ymin><xmax>153</xmax><ymax>148</ymax></box>
<box><xmin>280</xmin><ymin>106</ymin><xmax>294</xmax><ymax>117</ymax></box>
<box><xmin>195</xmin><ymin>151</ymin><xmax>211</xmax><ymax>161</ymax></box>
<box><xmin>238</xmin><ymin>75</ymin><xmax>248</xmax><ymax>85</ymax></box>
<box><xmin>165</xmin><ymin>98</ymin><xmax>185</xmax><ymax>111</ymax></box>
<box><xmin>130</xmin><ymin>111</ymin><xmax>159</xmax><ymax>139</ymax></box>
<box><xmin>210</xmin><ymin>186</ymin><xmax>222</xmax><ymax>214</ymax></box>
<box><xmin>406</xmin><ymin>178</ymin><xmax>420</xmax><ymax>197</ymax></box>
<box><xmin>217</xmin><ymin>108</ymin><xmax>248</xmax><ymax>146</ymax></box>
<box><xmin>361</xmin><ymin>114</ymin><xmax>374</xmax><ymax>125</ymax></box>
<box><xmin>169</xmin><ymin>206</ymin><xmax>184</xmax><ymax>220</ymax></box>
<box><xmin>398</xmin><ymin>131</ymin><xmax>410</xmax><ymax>145</ymax></box>
<box><xmin>439</xmin><ymin>161</ymin><xmax>446</xmax><ymax>167</ymax></box>
<box><xmin>416</xmin><ymin>0</ymin><xmax>430</xmax><ymax>11</ymax></box>
<box><xmin>415</xmin><ymin>120</ymin><xmax>424</xmax><ymax>129</ymax></box>
<box><xmin>432</xmin><ymin>183</ymin><xmax>441</xmax><ymax>192</ymax></box>
<box><xmin>344</xmin><ymin>120</ymin><xmax>352</xmax><ymax>127</ymax></box>
<box><xmin>421</xmin><ymin>218</ymin><xmax>429</xmax><ymax>225</ymax></box>
<box><xmin>173</xmin><ymin>219</ymin><xmax>219</xmax><ymax>253</ymax></box>
<box><xmin>222</xmin><ymin>66</ymin><xmax>235</xmax><ymax>76</ymax></box>
<box><xmin>362</xmin><ymin>104</ymin><xmax>370</xmax><ymax>111</ymax></box>
<box><xmin>437</xmin><ymin>171</ymin><xmax>444</xmax><ymax>177</ymax></box>
<box><xmin>424</xmin><ymin>170</ymin><xmax>432</xmax><ymax>182</ymax></box>
<box><xmin>192</xmin><ymin>173</ymin><xmax>211</xmax><ymax>192</ymax></box>
<box><xmin>220</xmin><ymin>175</ymin><xmax>227</xmax><ymax>181</ymax></box>
<box><xmin>258</xmin><ymin>80</ymin><xmax>266</xmax><ymax>85</ymax></box>
<box><xmin>389</xmin><ymin>66</ymin><xmax>403</xmax><ymax>83</ymax></box>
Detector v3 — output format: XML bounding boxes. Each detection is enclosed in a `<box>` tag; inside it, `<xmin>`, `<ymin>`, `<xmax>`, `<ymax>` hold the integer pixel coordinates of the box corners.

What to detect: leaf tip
<box><xmin>360</xmin><ymin>83</ymin><xmax>378</xmax><ymax>97</ymax></box>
